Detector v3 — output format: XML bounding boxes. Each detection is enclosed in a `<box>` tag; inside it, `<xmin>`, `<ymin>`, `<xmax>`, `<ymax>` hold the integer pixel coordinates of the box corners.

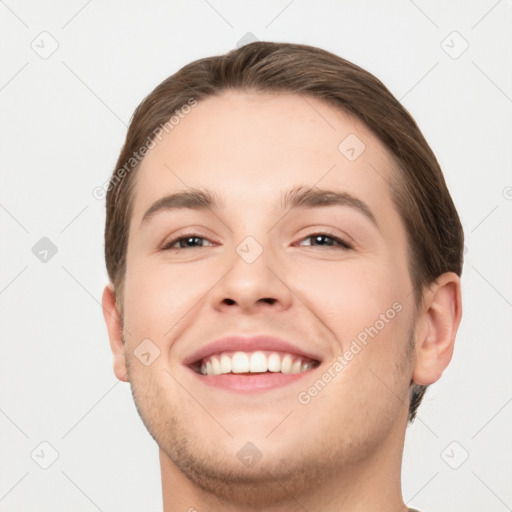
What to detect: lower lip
<box><xmin>186</xmin><ymin>368</ymin><xmax>314</xmax><ymax>392</ymax></box>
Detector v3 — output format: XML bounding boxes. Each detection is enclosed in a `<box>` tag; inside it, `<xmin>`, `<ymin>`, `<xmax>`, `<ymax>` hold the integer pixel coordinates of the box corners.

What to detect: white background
<box><xmin>1</xmin><ymin>1</ymin><xmax>511</xmax><ymax>511</ymax></box>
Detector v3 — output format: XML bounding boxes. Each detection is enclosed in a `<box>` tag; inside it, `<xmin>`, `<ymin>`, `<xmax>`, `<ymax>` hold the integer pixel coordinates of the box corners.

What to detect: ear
<box><xmin>102</xmin><ymin>284</ymin><xmax>128</xmax><ymax>382</ymax></box>
<box><xmin>412</xmin><ymin>272</ymin><xmax>462</xmax><ymax>386</ymax></box>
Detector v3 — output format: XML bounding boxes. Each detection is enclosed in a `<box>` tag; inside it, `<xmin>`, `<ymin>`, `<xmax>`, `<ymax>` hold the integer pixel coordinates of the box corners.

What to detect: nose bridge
<box><xmin>209</xmin><ymin>227</ymin><xmax>292</xmax><ymax>312</ymax></box>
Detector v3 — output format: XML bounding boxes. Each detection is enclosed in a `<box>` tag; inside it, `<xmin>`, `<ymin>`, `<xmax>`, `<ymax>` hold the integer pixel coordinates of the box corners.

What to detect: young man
<box><xmin>101</xmin><ymin>42</ymin><xmax>463</xmax><ymax>511</ymax></box>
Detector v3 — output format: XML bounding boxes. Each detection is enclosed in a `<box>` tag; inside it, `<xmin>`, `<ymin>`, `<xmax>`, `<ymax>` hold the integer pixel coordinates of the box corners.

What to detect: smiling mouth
<box><xmin>191</xmin><ymin>350</ymin><xmax>321</xmax><ymax>377</ymax></box>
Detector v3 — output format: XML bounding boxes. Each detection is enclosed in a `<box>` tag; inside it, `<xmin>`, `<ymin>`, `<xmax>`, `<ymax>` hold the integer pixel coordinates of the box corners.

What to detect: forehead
<box><xmin>130</xmin><ymin>91</ymin><xmax>401</xmax><ymax>229</ymax></box>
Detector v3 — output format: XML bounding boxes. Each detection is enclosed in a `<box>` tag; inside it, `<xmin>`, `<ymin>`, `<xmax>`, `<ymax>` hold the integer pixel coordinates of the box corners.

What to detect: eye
<box><xmin>160</xmin><ymin>233</ymin><xmax>215</xmax><ymax>250</ymax></box>
<box><xmin>297</xmin><ymin>231</ymin><xmax>353</xmax><ymax>250</ymax></box>
<box><xmin>159</xmin><ymin>231</ymin><xmax>353</xmax><ymax>251</ymax></box>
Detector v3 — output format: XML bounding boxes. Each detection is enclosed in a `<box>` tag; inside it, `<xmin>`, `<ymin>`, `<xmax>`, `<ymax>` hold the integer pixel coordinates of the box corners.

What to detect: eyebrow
<box><xmin>139</xmin><ymin>185</ymin><xmax>378</xmax><ymax>229</ymax></box>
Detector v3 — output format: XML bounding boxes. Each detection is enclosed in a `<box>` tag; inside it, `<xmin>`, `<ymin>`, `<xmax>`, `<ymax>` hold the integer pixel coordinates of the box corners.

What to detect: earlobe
<box><xmin>102</xmin><ymin>284</ymin><xmax>128</xmax><ymax>382</ymax></box>
<box><xmin>412</xmin><ymin>272</ymin><xmax>462</xmax><ymax>386</ymax></box>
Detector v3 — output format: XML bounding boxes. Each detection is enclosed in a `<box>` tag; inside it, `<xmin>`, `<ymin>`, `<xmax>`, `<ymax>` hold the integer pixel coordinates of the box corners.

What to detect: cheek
<box><xmin>295</xmin><ymin>261</ymin><xmax>412</xmax><ymax>434</ymax></box>
<box><xmin>122</xmin><ymin>257</ymin><xmax>215</xmax><ymax>336</ymax></box>
<box><xmin>294</xmin><ymin>258</ymin><xmax>405</xmax><ymax>341</ymax></box>
<box><xmin>294</xmin><ymin>257</ymin><xmax>413</xmax><ymax>399</ymax></box>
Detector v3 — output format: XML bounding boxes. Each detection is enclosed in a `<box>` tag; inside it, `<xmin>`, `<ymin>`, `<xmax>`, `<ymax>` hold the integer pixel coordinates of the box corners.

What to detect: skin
<box><xmin>102</xmin><ymin>91</ymin><xmax>462</xmax><ymax>512</ymax></box>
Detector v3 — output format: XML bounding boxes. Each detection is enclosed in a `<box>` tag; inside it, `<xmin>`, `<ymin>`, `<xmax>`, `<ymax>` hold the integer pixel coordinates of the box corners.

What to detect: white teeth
<box><xmin>231</xmin><ymin>352</ymin><xmax>250</xmax><ymax>373</ymax></box>
<box><xmin>291</xmin><ymin>359</ymin><xmax>302</xmax><ymax>374</ymax></box>
<box><xmin>220</xmin><ymin>354</ymin><xmax>232</xmax><ymax>373</ymax></box>
<box><xmin>281</xmin><ymin>354</ymin><xmax>293</xmax><ymax>374</ymax></box>
<box><xmin>301</xmin><ymin>361</ymin><xmax>311</xmax><ymax>372</ymax></box>
<box><xmin>211</xmin><ymin>356</ymin><xmax>221</xmax><ymax>375</ymax></box>
<box><xmin>249</xmin><ymin>351</ymin><xmax>267</xmax><ymax>372</ymax></box>
<box><xmin>198</xmin><ymin>351</ymin><xmax>316</xmax><ymax>377</ymax></box>
<box><xmin>267</xmin><ymin>353</ymin><xmax>281</xmax><ymax>372</ymax></box>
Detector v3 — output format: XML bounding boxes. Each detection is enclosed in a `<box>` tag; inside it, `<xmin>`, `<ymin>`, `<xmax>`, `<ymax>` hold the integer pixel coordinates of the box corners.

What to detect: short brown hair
<box><xmin>104</xmin><ymin>41</ymin><xmax>463</xmax><ymax>422</ymax></box>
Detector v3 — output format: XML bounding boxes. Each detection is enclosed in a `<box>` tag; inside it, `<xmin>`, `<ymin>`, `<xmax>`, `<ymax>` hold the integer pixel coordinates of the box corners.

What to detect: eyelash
<box><xmin>160</xmin><ymin>230</ymin><xmax>353</xmax><ymax>251</ymax></box>
<box><xmin>298</xmin><ymin>231</ymin><xmax>353</xmax><ymax>250</ymax></box>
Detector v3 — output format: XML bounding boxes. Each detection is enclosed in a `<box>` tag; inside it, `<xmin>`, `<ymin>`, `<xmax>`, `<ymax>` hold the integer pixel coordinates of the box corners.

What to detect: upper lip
<box><xmin>182</xmin><ymin>335</ymin><xmax>323</xmax><ymax>367</ymax></box>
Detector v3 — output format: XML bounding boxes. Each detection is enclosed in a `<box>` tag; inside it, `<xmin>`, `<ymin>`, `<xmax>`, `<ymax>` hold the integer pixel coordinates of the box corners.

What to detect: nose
<box><xmin>209</xmin><ymin>240</ymin><xmax>294</xmax><ymax>315</ymax></box>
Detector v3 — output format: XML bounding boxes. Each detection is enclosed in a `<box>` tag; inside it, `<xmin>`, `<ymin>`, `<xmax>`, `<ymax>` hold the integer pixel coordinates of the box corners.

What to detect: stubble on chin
<box><xmin>121</xmin><ymin>325</ymin><xmax>416</xmax><ymax>507</ymax></box>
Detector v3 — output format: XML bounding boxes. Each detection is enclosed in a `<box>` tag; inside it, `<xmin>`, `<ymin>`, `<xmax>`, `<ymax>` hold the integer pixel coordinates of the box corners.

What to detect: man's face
<box><xmin>119</xmin><ymin>91</ymin><xmax>418</xmax><ymax>498</ymax></box>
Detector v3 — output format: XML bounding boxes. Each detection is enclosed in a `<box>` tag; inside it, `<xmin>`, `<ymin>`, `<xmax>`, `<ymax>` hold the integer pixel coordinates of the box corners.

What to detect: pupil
<box><xmin>315</xmin><ymin>235</ymin><xmax>332</xmax><ymax>246</ymax></box>
<box><xmin>183</xmin><ymin>237</ymin><xmax>201</xmax><ymax>247</ymax></box>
